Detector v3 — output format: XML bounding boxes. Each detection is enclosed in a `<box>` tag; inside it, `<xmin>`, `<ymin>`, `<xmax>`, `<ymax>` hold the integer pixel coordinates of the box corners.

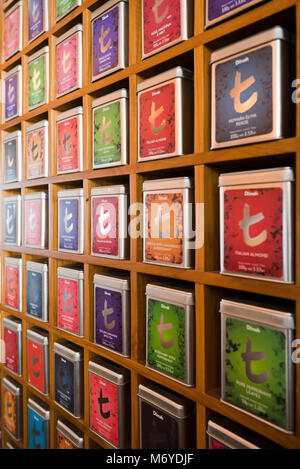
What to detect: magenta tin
<box><xmin>56</xmin><ymin>24</ymin><xmax>83</xmax><ymax>98</ymax></box>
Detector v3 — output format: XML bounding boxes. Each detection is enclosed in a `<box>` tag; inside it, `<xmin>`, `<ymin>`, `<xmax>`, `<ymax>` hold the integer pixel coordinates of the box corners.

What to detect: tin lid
<box><xmin>91</xmin><ymin>0</ymin><xmax>128</xmax><ymax>21</ymax></box>
<box><xmin>143</xmin><ymin>177</ymin><xmax>193</xmax><ymax>191</ymax></box>
<box><xmin>207</xmin><ymin>420</ymin><xmax>259</xmax><ymax>449</ymax></box>
<box><xmin>56</xmin><ymin>24</ymin><xmax>83</xmax><ymax>45</ymax></box>
<box><xmin>5</xmin><ymin>65</ymin><xmax>22</xmax><ymax>79</ymax></box>
<box><xmin>88</xmin><ymin>357</ymin><xmax>130</xmax><ymax>385</ymax></box>
<box><xmin>56</xmin><ymin>419</ymin><xmax>84</xmax><ymax>448</ymax></box>
<box><xmin>27</xmin><ymin>327</ymin><xmax>49</xmax><ymax>346</ymax></box>
<box><xmin>146</xmin><ymin>283</ymin><xmax>194</xmax><ymax>306</ymax></box>
<box><xmin>94</xmin><ymin>272</ymin><xmax>130</xmax><ymax>292</ymax></box>
<box><xmin>5</xmin><ymin>441</ymin><xmax>17</xmax><ymax>449</ymax></box>
<box><xmin>137</xmin><ymin>67</ymin><xmax>193</xmax><ymax>94</ymax></box>
<box><xmin>220</xmin><ymin>298</ymin><xmax>295</xmax><ymax>329</ymax></box>
<box><xmin>5</xmin><ymin>1</ymin><xmax>23</xmax><ymax>18</ymax></box>
<box><xmin>26</xmin><ymin>260</ymin><xmax>48</xmax><ymax>273</ymax></box>
<box><xmin>28</xmin><ymin>397</ymin><xmax>50</xmax><ymax>421</ymax></box>
<box><xmin>5</xmin><ymin>257</ymin><xmax>22</xmax><ymax>267</ymax></box>
<box><xmin>58</xmin><ymin>188</ymin><xmax>84</xmax><ymax>199</ymax></box>
<box><xmin>54</xmin><ymin>340</ymin><xmax>83</xmax><ymax>362</ymax></box>
<box><xmin>4</xmin><ymin>195</ymin><xmax>22</xmax><ymax>204</ymax></box>
<box><xmin>219</xmin><ymin>167</ymin><xmax>295</xmax><ymax>187</ymax></box>
<box><xmin>92</xmin><ymin>89</ymin><xmax>128</xmax><ymax>109</ymax></box>
<box><xmin>4</xmin><ymin>130</ymin><xmax>22</xmax><ymax>143</ymax></box>
<box><xmin>3</xmin><ymin>376</ymin><xmax>22</xmax><ymax>396</ymax></box>
<box><xmin>28</xmin><ymin>46</ymin><xmax>49</xmax><ymax>64</ymax></box>
<box><xmin>25</xmin><ymin>192</ymin><xmax>48</xmax><ymax>201</ymax></box>
<box><xmin>138</xmin><ymin>382</ymin><xmax>194</xmax><ymax>419</ymax></box>
<box><xmin>27</xmin><ymin>120</ymin><xmax>49</xmax><ymax>134</ymax></box>
<box><xmin>91</xmin><ymin>185</ymin><xmax>128</xmax><ymax>196</ymax></box>
<box><xmin>211</xmin><ymin>26</ymin><xmax>289</xmax><ymax>65</ymax></box>
<box><xmin>3</xmin><ymin>316</ymin><xmax>22</xmax><ymax>333</ymax></box>
<box><xmin>56</xmin><ymin>107</ymin><xmax>83</xmax><ymax>122</ymax></box>
<box><xmin>57</xmin><ymin>266</ymin><xmax>84</xmax><ymax>281</ymax></box>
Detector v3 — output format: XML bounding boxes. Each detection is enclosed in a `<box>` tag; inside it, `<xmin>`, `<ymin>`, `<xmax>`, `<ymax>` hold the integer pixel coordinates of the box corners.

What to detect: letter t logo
<box><xmin>241</xmin><ymin>338</ymin><xmax>269</xmax><ymax>384</ymax></box>
<box><xmin>157</xmin><ymin>313</ymin><xmax>174</xmax><ymax>349</ymax></box>
<box><xmin>230</xmin><ymin>71</ymin><xmax>258</xmax><ymax>114</ymax></box>
<box><xmin>239</xmin><ymin>203</ymin><xmax>267</xmax><ymax>247</ymax></box>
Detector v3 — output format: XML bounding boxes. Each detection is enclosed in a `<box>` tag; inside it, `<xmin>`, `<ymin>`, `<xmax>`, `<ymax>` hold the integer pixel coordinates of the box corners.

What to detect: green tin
<box><xmin>28</xmin><ymin>46</ymin><xmax>49</xmax><ymax>111</ymax></box>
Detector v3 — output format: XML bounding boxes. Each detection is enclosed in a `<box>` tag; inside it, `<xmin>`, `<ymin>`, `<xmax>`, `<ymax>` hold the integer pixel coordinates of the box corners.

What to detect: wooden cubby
<box><xmin>0</xmin><ymin>0</ymin><xmax>299</xmax><ymax>450</ymax></box>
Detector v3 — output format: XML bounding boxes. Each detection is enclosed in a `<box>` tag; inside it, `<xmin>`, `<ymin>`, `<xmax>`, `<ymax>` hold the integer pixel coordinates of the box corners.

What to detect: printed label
<box><xmin>56</xmin><ymin>0</ymin><xmax>77</xmax><ymax>19</ymax></box>
<box><xmin>25</xmin><ymin>199</ymin><xmax>42</xmax><ymax>247</ymax></box>
<box><xmin>89</xmin><ymin>373</ymin><xmax>119</xmax><ymax>447</ymax></box>
<box><xmin>224</xmin><ymin>316</ymin><xmax>288</xmax><ymax>428</ymax></box>
<box><xmin>211</xmin><ymin>439</ymin><xmax>227</xmax><ymax>449</ymax></box>
<box><xmin>139</xmin><ymin>82</ymin><xmax>176</xmax><ymax>158</ymax></box>
<box><xmin>5</xmin><ymin>6</ymin><xmax>20</xmax><ymax>58</ymax></box>
<box><xmin>143</xmin><ymin>0</ymin><xmax>181</xmax><ymax>55</ymax></box>
<box><xmin>28</xmin><ymin>408</ymin><xmax>47</xmax><ymax>449</ymax></box>
<box><xmin>28</xmin><ymin>339</ymin><xmax>46</xmax><ymax>393</ymax></box>
<box><xmin>27</xmin><ymin>127</ymin><xmax>47</xmax><ymax>179</ymax></box>
<box><xmin>147</xmin><ymin>298</ymin><xmax>186</xmax><ymax>381</ymax></box>
<box><xmin>93</xmin><ymin>101</ymin><xmax>122</xmax><ymax>167</ymax></box>
<box><xmin>208</xmin><ymin>0</ymin><xmax>260</xmax><ymax>21</ymax></box>
<box><xmin>92</xmin><ymin>6</ymin><xmax>119</xmax><ymax>79</ymax></box>
<box><xmin>4</xmin><ymin>328</ymin><xmax>19</xmax><ymax>374</ymax></box>
<box><xmin>95</xmin><ymin>286</ymin><xmax>123</xmax><ymax>353</ymax></box>
<box><xmin>215</xmin><ymin>46</ymin><xmax>273</xmax><ymax>144</ymax></box>
<box><xmin>55</xmin><ymin>354</ymin><xmax>75</xmax><ymax>414</ymax></box>
<box><xmin>57</xmin><ymin>116</ymin><xmax>80</xmax><ymax>173</ymax></box>
<box><xmin>58</xmin><ymin>198</ymin><xmax>79</xmax><ymax>252</ymax></box>
<box><xmin>4</xmin><ymin>139</ymin><xmax>18</xmax><ymax>183</ymax></box>
<box><xmin>28</xmin><ymin>54</ymin><xmax>46</xmax><ymax>109</ymax></box>
<box><xmin>3</xmin><ymin>388</ymin><xmax>17</xmax><ymax>437</ymax></box>
<box><xmin>28</xmin><ymin>0</ymin><xmax>45</xmax><ymax>42</ymax></box>
<box><xmin>5</xmin><ymin>264</ymin><xmax>19</xmax><ymax>310</ymax></box>
<box><xmin>56</xmin><ymin>32</ymin><xmax>79</xmax><ymax>96</ymax></box>
<box><xmin>5</xmin><ymin>72</ymin><xmax>19</xmax><ymax>121</ymax></box>
<box><xmin>27</xmin><ymin>270</ymin><xmax>43</xmax><ymax>319</ymax></box>
<box><xmin>58</xmin><ymin>277</ymin><xmax>80</xmax><ymax>335</ymax></box>
<box><xmin>92</xmin><ymin>196</ymin><xmax>119</xmax><ymax>257</ymax></box>
<box><xmin>141</xmin><ymin>401</ymin><xmax>178</xmax><ymax>449</ymax></box>
<box><xmin>4</xmin><ymin>201</ymin><xmax>18</xmax><ymax>245</ymax></box>
<box><xmin>145</xmin><ymin>192</ymin><xmax>183</xmax><ymax>265</ymax></box>
<box><xmin>223</xmin><ymin>187</ymin><xmax>283</xmax><ymax>278</ymax></box>
<box><xmin>57</xmin><ymin>432</ymin><xmax>76</xmax><ymax>449</ymax></box>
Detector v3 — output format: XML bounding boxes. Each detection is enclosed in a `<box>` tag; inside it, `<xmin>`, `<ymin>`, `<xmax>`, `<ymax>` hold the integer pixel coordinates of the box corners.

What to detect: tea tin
<box><xmin>56</xmin><ymin>0</ymin><xmax>82</xmax><ymax>22</ymax></box>
<box><xmin>211</xmin><ymin>27</ymin><xmax>294</xmax><ymax>149</ymax></box>
<box><xmin>138</xmin><ymin>381</ymin><xmax>195</xmax><ymax>449</ymax></box>
<box><xmin>220</xmin><ymin>297</ymin><xmax>295</xmax><ymax>433</ymax></box>
<box><xmin>24</xmin><ymin>192</ymin><xmax>48</xmax><ymax>249</ymax></box>
<box><xmin>56</xmin><ymin>24</ymin><xmax>83</xmax><ymax>98</ymax></box>
<box><xmin>92</xmin><ymin>89</ymin><xmax>129</xmax><ymax>169</ymax></box>
<box><xmin>4</xmin><ymin>131</ymin><xmax>22</xmax><ymax>184</ymax></box>
<box><xmin>137</xmin><ymin>67</ymin><xmax>194</xmax><ymax>161</ymax></box>
<box><xmin>27</xmin><ymin>327</ymin><xmax>49</xmax><ymax>395</ymax></box>
<box><xmin>3</xmin><ymin>316</ymin><xmax>22</xmax><ymax>376</ymax></box>
<box><xmin>4</xmin><ymin>1</ymin><xmax>23</xmax><ymax>60</ymax></box>
<box><xmin>205</xmin><ymin>0</ymin><xmax>267</xmax><ymax>28</ymax></box>
<box><xmin>3</xmin><ymin>195</ymin><xmax>22</xmax><ymax>246</ymax></box>
<box><xmin>27</xmin><ymin>120</ymin><xmax>49</xmax><ymax>179</ymax></box>
<box><xmin>26</xmin><ymin>261</ymin><xmax>48</xmax><ymax>322</ymax></box>
<box><xmin>143</xmin><ymin>177</ymin><xmax>194</xmax><ymax>268</ymax></box>
<box><xmin>57</xmin><ymin>266</ymin><xmax>84</xmax><ymax>337</ymax></box>
<box><xmin>91</xmin><ymin>0</ymin><xmax>129</xmax><ymax>81</ymax></box>
<box><xmin>54</xmin><ymin>340</ymin><xmax>83</xmax><ymax>418</ymax></box>
<box><xmin>6</xmin><ymin>440</ymin><xmax>18</xmax><ymax>449</ymax></box>
<box><xmin>146</xmin><ymin>283</ymin><xmax>194</xmax><ymax>386</ymax></box>
<box><xmin>88</xmin><ymin>357</ymin><xmax>131</xmax><ymax>448</ymax></box>
<box><xmin>28</xmin><ymin>46</ymin><xmax>49</xmax><ymax>110</ymax></box>
<box><xmin>2</xmin><ymin>376</ymin><xmax>22</xmax><ymax>441</ymax></box>
<box><xmin>28</xmin><ymin>0</ymin><xmax>49</xmax><ymax>43</ymax></box>
<box><xmin>4</xmin><ymin>66</ymin><xmax>22</xmax><ymax>121</ymax></box>
<box><xmin>94</xmin><ymin>272</ymin><xmax>130</xmax><ymax>357</ymax></box>
<box><xmin>56</xmin><ymin>107</ymin><xmax>83</xmax><ymax>174</ymax></box>
<box><xmin>56</xmin><ymin>418</ymin><xmax>84</xmax><ymax>449</ymax></box>
<box><xmin>27</xmin><ymin>397</ymin><xmax>50</xmax><ymax>449</ymax></box>
<box><xmin>219</xmin><ymin>167</ymin><xmax>294</xmax><ymax>282</ymax></box>
<box><xmin>58</xmin><ymin>189</ymin><xmax>84</xmax><ymax>254</ymax></box>
<box><xmin>4</xmin><ymin>257</ymin><xmax>22</xmax><ymax>312</ymax></box>
<box><xmin>142</xmin><ymin>0</ymin><xmax>194</xmax><ymax>59</ymax></box>
<box><xmin>91</xmin><ymin>185</ymin><xmax>129</xmax><ymax>259</ymax></box>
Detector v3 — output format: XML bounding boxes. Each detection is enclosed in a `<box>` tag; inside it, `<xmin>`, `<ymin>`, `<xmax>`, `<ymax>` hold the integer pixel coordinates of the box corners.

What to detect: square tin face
<box><xmin>58</xmin><ymin>276</ymin><xmax>81</xmax><ymax>336</ymax></box>
<box><xmin>89</xmin><ymin>372</ymin><xmax>119</xmax><ymax>447</ymax></box>
<box><xmin>92</xmin><ymin>195</ymin><xmax>120</xmax><ymax>257</ymax></box>
<box><xmin>222</xmin><ymin>186</ymin><xmax>285</xmax><ymax>279</ymax></box>
<box><xmin>27</xmin><ymin>127</ymin><xmax>47</xmax><ymax>179</ymax></box>
<box><xmin>5</xmin><ymin>72</ymin><xmax>20</xmax><ymax>121</ymax></box>
<box><xmin>144</xmin><ymin>190</ymin><xmax>184</xmax><ymax>266</ymax></box>
<box><xmin>25</xmin><ymin>199</ymin><xmax>42</xmax><ymax>247</ymax></box>
<box><xmin>3</xmin><ymin>387</ymin><xmax>18</xmax><ymax>438</ymax></box>
<box><xmin>4</xmin><ymin>327</ymin><xmax>20</xmax><ymax>374</ymax></box>
<box><xmin>28</xmin><ymin>407</ymin><xmax>48</xmax><ymax>449</ymax></box>
<box><xmin>56</xmin><ymin>31</ymin><xmax>80</xmax><ymax>97</ymax></box>
<box><xmin>56</xmin><ymin>0</ymin><xmax>79</xmax><ymax>20</ymax></box>
<box><xmin>143</xmin><ymin>0</ymin><xmax>182</xmax><ymax>57</ymax></box>
<box><xmin>213</xmin><ymin>45</ymin><xmax>273</xmax><ymax>146</ymax></box>
<box><xmin>27</xmin><ymin>338</ymin><xmax>46</xmax><ymax>393</ymax></box>
<box><xmin>55</xmin><ymin>353</ymin><xmax>75</xmax><ymax>414</ymax></box>
<box><xmin>4</xmin><ymin>200</ymin><xmax>19</xmax><ymax>245</ymax></box>
<box><xmin>57</xmin><ymin>115</ymin><xmax>81</xmax><ymax>174</ymax></box>
<box><xmin>5</xmin><ymin>6</ymin><xmax>21</xmax><ymax>59</ymax></box>
<box><xmin>139</xmin><ymin>82</ymin><xmax>176</xmax><ymax>159</ymax></box>
<box><xmin>58</xmin><ymin>197</ymin><xmax>80</xmax><ymax>253</ymax></box>
<box><xmin>95</xmin><ymin>285</ymin><xmax>123</xmax><ymax>354</ymax></box>
<box><xmin>223</xmin><ymin>314</ymin><xmax>289</xmax><ymax>430</ymax></box>
<box><xmin>5</xmin><ymin>138</ymin><xmax>19</xmax><ymax>183</ymax></box>
<box><xmin>28</xmin><ymin>0</ymin><xmax>46</xmax><ymax>42</ymax></box>
<box><xmin>5</xmin><ymin>264</ymin><xmax>20</xmax><ymax>311</ymax></box>
<box><xmin>140</xmin><ymin>400</ymin><xmax>179</xmax><ymax>449</ymax></box>
<box><xmin>28</xmin><ymin>54</ymin><xmax>47</xmax><ymax>110</ymax></box>
<box><xmin>27</xmin><ymin>269</ymin><xmax>44</xmax><ymax>320</ymax></box>
<box><xmin>93</xmin><ymin>100</ymin><xmax>123</xmax><ymax>167</ymax></box>
<box><xmin>92</xmin><ymin>5</ymin><xmax>120</xmax><ymax>80</ymax></box>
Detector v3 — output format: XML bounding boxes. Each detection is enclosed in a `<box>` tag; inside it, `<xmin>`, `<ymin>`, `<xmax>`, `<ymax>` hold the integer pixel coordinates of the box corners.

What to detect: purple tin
<box><xmin>5</xmin><ymin>66</ymin><xmax>22</xmax><ymax>122</ymax></box>
<box><xmin>28</xmin><ymin>0</ymin><xmax>49</xmax><ymax>43</ymax></box>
